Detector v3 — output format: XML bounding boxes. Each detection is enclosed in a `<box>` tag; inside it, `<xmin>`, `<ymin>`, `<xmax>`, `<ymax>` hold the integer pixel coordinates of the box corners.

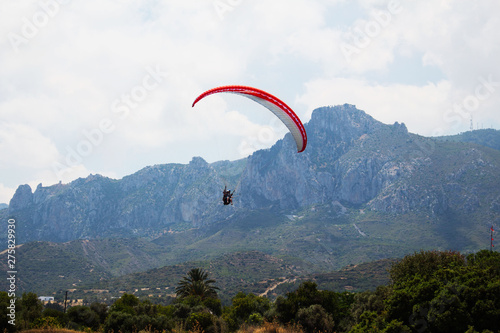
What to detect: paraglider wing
<box><xmin>192</xmin><ymin>85</ymin><xmax>307</xmax><ymax>152</ymax></box>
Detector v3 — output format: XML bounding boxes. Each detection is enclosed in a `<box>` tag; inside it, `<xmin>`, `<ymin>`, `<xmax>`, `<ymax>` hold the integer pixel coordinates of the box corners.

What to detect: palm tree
<box><xmin>175</xmin><ymin>268</ymin><xmax>219</xmax><ymax>299</ymax></box>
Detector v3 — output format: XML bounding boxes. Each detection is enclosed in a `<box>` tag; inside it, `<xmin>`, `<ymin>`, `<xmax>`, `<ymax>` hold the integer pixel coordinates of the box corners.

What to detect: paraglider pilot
<box><xmin>222</xmin><ymin>186</ymin><xmax>234</xmax><ymax>205</ymax></box>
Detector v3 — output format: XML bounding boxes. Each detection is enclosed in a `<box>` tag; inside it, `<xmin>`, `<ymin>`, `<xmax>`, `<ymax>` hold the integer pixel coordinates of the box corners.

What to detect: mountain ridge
<box><xmin>2</xmin><ymin>103</ymin><xmax>500</xmax><ymax>300</ymax></box>
<box><xmin>3</xmin><ymin>104</ymin><xmax>500</xmax><ymax>244</ymax></box>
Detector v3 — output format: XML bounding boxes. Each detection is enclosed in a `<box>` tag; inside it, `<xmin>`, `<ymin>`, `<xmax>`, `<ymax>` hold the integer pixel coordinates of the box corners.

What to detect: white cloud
<box><xmin>0</xmin><ymin>0</ymin><xmax>499</xmax><ymax>203</ymax></box>
<box><xmin>0</xmin><ymin>122</ymin><xmax>62</xmax><ymax>202</ymax></box>
<box><xmin>0</xmin><ymin>184</ymin><xmax>16</xmax><ymax>206</ymax></box>
<box><xmin>297</xmin><ymin>77</ymin><xmax>453</xmax><ymax>135</ymax></box>
<box><xmin>0</xmin><ymin>123</ymin><xmax>59</xmax><ymax>168</ymax></box>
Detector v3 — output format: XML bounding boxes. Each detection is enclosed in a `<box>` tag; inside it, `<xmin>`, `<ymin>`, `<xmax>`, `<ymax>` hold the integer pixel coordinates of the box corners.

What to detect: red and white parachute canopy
<box><xmin>192</xmin><ymin>85</ymin><xmax>307</xmax><ymax>153</ymax></box>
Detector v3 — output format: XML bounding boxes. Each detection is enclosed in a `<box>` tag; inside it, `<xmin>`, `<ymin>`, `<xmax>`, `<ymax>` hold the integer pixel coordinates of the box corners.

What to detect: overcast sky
<box><xmin>1</xmin><ymin>0</ymin><xmax>499</xmax><ymax>203</ymax></box>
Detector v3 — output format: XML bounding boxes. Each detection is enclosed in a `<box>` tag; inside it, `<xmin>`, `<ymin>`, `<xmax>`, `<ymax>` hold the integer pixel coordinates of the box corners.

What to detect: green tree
<box><xmin>186</xmin><ymin>311</ymin><xmax>216</xmax><ymax>332</ymax></box>
<box><xmin>349</xmin><ymin>286</ymin><xmax>391</xmax><ymax>330</ymax></box>
<box><xmin>134</xmin><ymin>299</ymin><xmax>158</xmax><ymax>317</ymax></box>
<box><xmin>348</xmin><ymin>311</ymin><xmax>386</xmax><ymax>333</ymax></box>
<box><xmin>385</xmin><ymin>250</ymin><xmax>500</xmax><ymax>333</ymax></box>
<box><xmin>296</xmin><ymin>304</ymin><xmax>334</xmax><ymax>332</ymax></box>
<box><xmin>389</xmin><ymin>250</ymin><xmax>465</xmax><ymax>285</ymax></box>
<box><xmin>275</xmin><ymin>281</ymin><xmax>354</xmax><ymax>332</ymax></box>
<box><xmin>109</xmin><ymin>293</ymin><xmax>140</xmax><ymax>315</ymax></box>
<box><xmin>176</xmin><ymin>268</ymin><xmax>219</xmax><ymax>300</ymax></box>
<box><xmin>276</xmin><ymin>281</ymin><xmax>321</xmax><ymax>323</ymax></box>
<box><xmin>223</xmin><ymin>292</ymin><xmax>271</xmax><ymax>331</ymax></box>
<box><xmin>42</xmin><ymin>307</ymin><xmax>68</xmax><ymax>327</ymax></box>
<box><xmin>203</xmin><ymin>296</ymin><xmax>223</xmax><ymax>316</ymax></box>
<box><xmin>0</xmin><ymin>292</ymin><xmax>17</xmax><ymax>333</ymax></box>
<box><xmin>67</xmin><ymin>305</ymin><xmax>100</xmax><ymax>331</ymax></box>
<box><xmin>90</xmin><ymin>302</ymin><xmax>108</xmax><ymax>325</ymax></box>
<box><xmin>103</xmin><ymin>311</ymin><xmax>133</xmax><ymax>333</ymax></box>
<box><xmin>19</xmin><ymin>292</ymin><xmax>43</xmax><ymax>329</ymax></box>
<box><xmin>348</xmin><ymin>311</ymin><xmax>412</xmax><ymax>333</ymax></box>
<box><xmin>103</xmin><ymin>304</ymin><xmax>173</xmax><ymax>333</ymax></box>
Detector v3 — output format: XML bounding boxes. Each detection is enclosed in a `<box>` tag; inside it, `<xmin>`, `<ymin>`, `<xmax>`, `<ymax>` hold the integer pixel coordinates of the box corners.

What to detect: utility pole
<box><xmin>491</xmin><ymin>226</ymin><xmax>495</xmax><ymax>252</ymax></box>
<box><xmin>64</xmin><ymin>291</ymin><xmax>68</xmax><ymax>313</ymax></box>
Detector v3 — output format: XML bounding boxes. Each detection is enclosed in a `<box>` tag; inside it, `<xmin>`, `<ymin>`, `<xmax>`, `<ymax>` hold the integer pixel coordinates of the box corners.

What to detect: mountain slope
<box><xmin>2</xmin><ymin>246</ymin><xmax>393</xmax><ymax>304</ymax></box>
<box><xmin>436</xmin><ymin>128</ymin><xmax>500</xmax><ymax>151</ymax></box>
<box><xmin>2</xmin><ymin>104</ymin><xmax>500</xmax><ymax>299</ymax></box>
<box><xmin>2</xmin><ymin>105</ymin><xmax>500</xmax><ymax>252</ymax></box>
<box><xmin>0</xmin><ymin>237</ymin><xmax>172</xmax><ymax>294</ymax></box>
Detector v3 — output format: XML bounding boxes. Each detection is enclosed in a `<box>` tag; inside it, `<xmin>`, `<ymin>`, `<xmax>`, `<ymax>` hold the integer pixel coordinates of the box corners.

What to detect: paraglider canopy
<box><xmin>192</xmin><ymin>85</ymin><xmax>307</xmax><ymax>153</ymax></box>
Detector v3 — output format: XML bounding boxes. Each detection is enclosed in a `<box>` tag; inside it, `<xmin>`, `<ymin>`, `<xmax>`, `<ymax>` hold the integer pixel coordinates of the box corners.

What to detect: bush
<box><xmin>250</xmin><ymin>321</ymin><xmax>304</xmax><ymax>333</ymax></box>
<box><xmin>103</xmin><ymin>311</ymin><xmax>133</xmax><ymax>333</ymax></box>
<box><xmin>30</xmin><ymin>316</ymin><xmax>62</xmax><ymax>329</ymax></box>
<box><xmin>275</xmin><ymin>281</ymin><xmax>354</xmax><ymax>332</ymax></box>
<box><xmin>296</xmin><ymin>304</ymin><xmax>334</xmax><ymax>332</ymax></box>
<box><xmin>223</xmin><ymin>292</ymin><xmax>272</xmax><ymax>331</ymax></box>
<box><xmin>67</xmin><ymin>305</ymin><xmax>100</xmax><ymax>331</ymax></box>
<box><xmin>247</xmin><ymin>313</ymin><xmax>264</xmax><ymax>326</ymax></box>
<box><xmin>42</xmin><ymin>307</ymin><xmax>67</xmax><ymax>326</ymax></box>
<box><xmin>103</xmin><ymin>311</ymin><xmax>173</xmax><ymax>333</ymax></box>
<box><xmin>90</xmin><ymin>302</ymin><xmax>108</xmax><ymax>324</ymax></box>
<box><xmin>186</xmin><ymin>311</ymin><xmax>215</xmax><ymax>332</ymax></box>
<box><xmin>385</xmin><ymin>250</ymin><xmax>500</xmax><ymax>332</ymax></box>
<box><xmin>389</xmin><ymin>250</ymin><xmax>465</xmax><ymax>286</ymax></box>
<box><xmin>109</xmin><ymin>293</ymin><xmax>140</xmax><ymax>315</ymax></box>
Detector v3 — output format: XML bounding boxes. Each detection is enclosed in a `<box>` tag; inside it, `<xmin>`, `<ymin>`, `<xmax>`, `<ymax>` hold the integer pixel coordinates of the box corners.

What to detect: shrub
<box><xmin>186</xmin><ymin>311</ymin><xmax>215</xmax><ymax>332</ymax></box>
<box><xmin>296</xmin><ymin>304</ymin><xmax>334</xmax><ymax>332</ymax></box>
<box><xmin>30</xmin><ymin>316</ymin><xmax>62</xmax><ymax>329</ymax></box>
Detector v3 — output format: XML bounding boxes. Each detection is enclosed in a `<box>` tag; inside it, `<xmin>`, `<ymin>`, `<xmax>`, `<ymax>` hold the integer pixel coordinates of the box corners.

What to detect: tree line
<box><xmin>1</xmin><ymin>250</ymin><xmax>499</xmax><ymax>332</ymax></box>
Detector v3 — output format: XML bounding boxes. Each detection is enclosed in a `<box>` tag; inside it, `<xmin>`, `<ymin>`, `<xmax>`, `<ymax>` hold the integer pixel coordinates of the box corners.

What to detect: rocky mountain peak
<box><xmin>3</xmin><ymin>105</ymin><xmax>500</xmax><ymax>243</ymax></box>
<box><xmin>189</xmin><ymin>156</ymin><xmax>208</xmax><ymax>167</ymax></box>
<box><xmin>308</xmin><ymin>104</ymin><xmax>381</xmax><ymax>138</ymax></box>
<box><xmin>9</xmin><ymin>184</ymin><xmax>33</xmax><ymax>211</ymax></box>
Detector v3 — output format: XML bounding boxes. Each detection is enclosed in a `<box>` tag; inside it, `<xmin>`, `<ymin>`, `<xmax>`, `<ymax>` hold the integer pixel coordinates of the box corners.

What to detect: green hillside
<box><xmin>47</xmin><ymin>251</ymin><xmax>394</xmax><ymax>306</ymax></box>
<box><xmin>3</xmin><ymin>200</ymin><xmax>495</xmax><ymax>300</ymax></box>
<box><xmin>436</xmin><ymin>128</ymin><xmax>500</xmax><ymax>151</ymax></box>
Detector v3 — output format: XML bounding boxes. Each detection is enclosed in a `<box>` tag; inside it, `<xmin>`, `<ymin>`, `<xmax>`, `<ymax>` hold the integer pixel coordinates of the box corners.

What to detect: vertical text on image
<box><xmin>7</xmin><ymin>218</ymin><xmax>17</xmax><ymax>326</ymax></box>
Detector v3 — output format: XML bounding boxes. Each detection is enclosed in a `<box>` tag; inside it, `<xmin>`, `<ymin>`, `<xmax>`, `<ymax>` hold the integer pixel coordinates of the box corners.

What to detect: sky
<box><xmin>1</xmin><ymin>0</ymin><xmax>499</xmax><ymax>203</ymax></box>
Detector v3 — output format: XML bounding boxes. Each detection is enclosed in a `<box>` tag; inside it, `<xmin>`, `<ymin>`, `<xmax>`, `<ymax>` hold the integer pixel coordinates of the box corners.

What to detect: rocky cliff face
<box><xmin>239</xmin><ymin>104</ymin><xmax>413</xmax><ymax>209</ymax></box>
<box><xmin>7</xmin><ymin>159</ymin><xmax>238</xmax><ymax>242</ymax></box>
<box><xmin>5</xmin><ymin>104</ymin><xmax>500</xmax><ymax>243</ymax></box>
